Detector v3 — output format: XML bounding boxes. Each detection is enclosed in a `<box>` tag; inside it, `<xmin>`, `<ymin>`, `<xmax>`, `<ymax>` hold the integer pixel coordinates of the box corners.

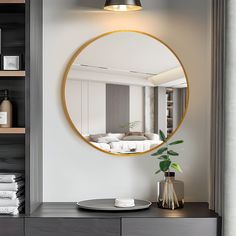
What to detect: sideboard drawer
<box><xmin>25</xmin><ymin>218</ymin><xmax>120</xmax><ymax>236</ymax></box>
<box><xmin>122</xmin><ymin>218</ymin><xmax>217</xmax><ymax>236</ymax></box>
<box><xmin>0</xmin><ymin>218</ymin><xmax>24</xmax><ymax>236</ymax></box>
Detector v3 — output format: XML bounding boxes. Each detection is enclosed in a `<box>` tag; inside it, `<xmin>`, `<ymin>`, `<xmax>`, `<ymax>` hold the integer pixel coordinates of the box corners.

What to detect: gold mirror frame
<box><xmin>61</xmin><ymin>30</ymin><xmax>190</xmax><ymax>157</ymax></box>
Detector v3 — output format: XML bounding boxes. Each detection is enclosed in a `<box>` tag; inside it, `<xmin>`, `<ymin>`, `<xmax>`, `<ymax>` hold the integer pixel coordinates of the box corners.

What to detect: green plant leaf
<box><xmin>169</xmin><ymin>140</ymin><xmax>184</xmax><ymax>146</ymax></box>
<box><xmin>168</xmin><ymin>150</ymin><xmax>179</xmax><ymax>156</ymax></box>
<box><xmin>151</xmin><ymin>147</ymin><xmax>168</xmax><ymax>156</ymax></box>
<box><xmin>155</xmin><ymin>169</ymin><xmax>162</xmax><ymax>175</ymax></box>
<box><xmin>159</xmin><ymin>130</ymin><xmax>166</xmax><ymax>142</ymax></box>
<box><xmin>157</xmin><ymin>155</ymin><xmax>168</xmax><ymax>160</ymax></box>
<box><xmin>160</xmin><ymin>160</ymin><xmax>171</xmax><ymax>172</ymax></box>
<box><xmin>171</xmin><ymin>163</ymin><xmax>183</xmax><ymax>172</ymax></box>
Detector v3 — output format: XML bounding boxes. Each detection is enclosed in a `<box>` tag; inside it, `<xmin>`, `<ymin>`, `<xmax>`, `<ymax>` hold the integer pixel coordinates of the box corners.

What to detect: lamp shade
<box><xmin>104</xmin><ymin>0</ymin><xmax>142</xmax><ymax>11</ymax></box>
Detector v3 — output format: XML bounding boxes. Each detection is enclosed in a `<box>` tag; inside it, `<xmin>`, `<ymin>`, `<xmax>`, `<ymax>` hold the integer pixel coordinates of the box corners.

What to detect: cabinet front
<box><xmin>0</xmin><ymin>218</ymin><xmax>24</xmax><ymax>236</ymax></box>
<box><xmin>25</xmin><ymin>218</ymin><xmax>120</xmax><ymax>236</ymax></box>
<box><xmin>122</xmin><ymin>218</ymin><xmax>217</xmax><ymax>236</ymax></box>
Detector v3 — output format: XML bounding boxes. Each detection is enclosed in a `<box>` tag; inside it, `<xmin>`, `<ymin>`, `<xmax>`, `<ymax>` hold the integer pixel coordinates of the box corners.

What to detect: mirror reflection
<box><xmin>64</xmin><ymin>31</ymin><xmax>188</xmax><ymax>155</ymax></box>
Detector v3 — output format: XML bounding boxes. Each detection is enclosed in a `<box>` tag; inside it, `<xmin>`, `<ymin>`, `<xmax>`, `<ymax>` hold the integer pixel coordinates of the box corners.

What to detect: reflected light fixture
<box><xmin>104</xmin><ymin>0</ymin><xmax>142</xmax><ymax>11</ymax></box>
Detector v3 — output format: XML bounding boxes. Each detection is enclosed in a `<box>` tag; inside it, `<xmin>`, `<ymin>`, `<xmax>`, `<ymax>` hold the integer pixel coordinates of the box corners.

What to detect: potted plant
<box><xmin>151</xmin><ymin>130</ymin><xmax>184</xmax><ymax>210</ymax></box>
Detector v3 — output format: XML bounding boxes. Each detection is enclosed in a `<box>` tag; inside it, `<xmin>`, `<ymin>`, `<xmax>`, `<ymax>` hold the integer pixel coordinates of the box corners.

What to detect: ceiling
<box><xmin>69</xmin><ymin>31</ymin><xmax>187</xmax><ymax>88</ymax></box>
<box><xmin>74</xmin><ymin>31</ymin><xmax>181</xmax><ymax>75</ymax></box>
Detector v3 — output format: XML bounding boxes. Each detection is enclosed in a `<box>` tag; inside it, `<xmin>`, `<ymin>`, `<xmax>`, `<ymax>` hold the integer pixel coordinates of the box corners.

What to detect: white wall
<box><xmin>130</xmin><ymin>86</ymin><xmax>144</xmax><ymax>132</ymax></box>
<box><xmin>43</xmin><ymin>0</ymin><xmax>212</xmax><ymax>202</ymax></box>
<box><xmin>66</xmin><ymin>80</ymin><xmax>106</xmax><ymax>135</ymax></box>
<box><xmin>67</xmin><ymin>81</ymin><xmax>145</xmax><ymax>134</ymax></box>
<box><xmin>65</xmin><ymin>79</ymin><xmax>82</xmax><ymax>131</ymax></box>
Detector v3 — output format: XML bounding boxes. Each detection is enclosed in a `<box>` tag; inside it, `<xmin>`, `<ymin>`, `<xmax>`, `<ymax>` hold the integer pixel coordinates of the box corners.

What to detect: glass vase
<box><xmin>157</xmin><ymin>172</ymin><xmax>184</xmax><ymax>210</ymax></box>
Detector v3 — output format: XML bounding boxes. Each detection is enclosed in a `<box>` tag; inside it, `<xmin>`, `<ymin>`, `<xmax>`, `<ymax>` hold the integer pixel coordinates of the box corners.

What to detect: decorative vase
<box><xmin>157</xmin><ymin>172</ymin><xmax>184</xmax><ymax>210</ymax></box>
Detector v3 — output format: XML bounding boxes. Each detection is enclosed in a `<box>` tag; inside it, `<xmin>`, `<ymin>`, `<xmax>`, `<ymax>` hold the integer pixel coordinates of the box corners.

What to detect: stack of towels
<box><xmin>0</xmin><ymin>173</ymin><xmax>24</xmax><ymax>215</ymax></box>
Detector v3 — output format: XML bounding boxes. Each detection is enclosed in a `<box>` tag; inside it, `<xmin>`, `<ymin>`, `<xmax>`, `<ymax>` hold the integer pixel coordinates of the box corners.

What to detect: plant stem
<box><xmin>161</xmin><ymin>176</ymin><xmax>179</xmax><ymax>210</ymax></box>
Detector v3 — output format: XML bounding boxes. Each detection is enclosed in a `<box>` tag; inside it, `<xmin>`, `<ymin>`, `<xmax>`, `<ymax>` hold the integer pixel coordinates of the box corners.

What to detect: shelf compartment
<box><xmin>0</xmin><ymin>3</ymin><xmax>25</xmax><ymax>14</ymax></box>
<box><xmin>0</xmin><ymin>6</ymin><xmax>25</xmax><ymax>68</ymax></box>
<box><xmin>0</xmin><ymin>79</ymin><xmax>25</xmax><ymax>127</ymax></box>
<box><xmin>0</xmin><ymin>71</ymin><xmax>25</xmax><ymax>77</ymax></box>
<box><xmin>0</xmin><ymin>128</ymin><xmax>25</xmax><ymax>134</ymax></box>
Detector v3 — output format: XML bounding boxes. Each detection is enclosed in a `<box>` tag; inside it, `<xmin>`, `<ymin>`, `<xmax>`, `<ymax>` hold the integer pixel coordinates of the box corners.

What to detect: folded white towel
<box><xmin>0</xmin><ymin>196</ymin><xmax>25</xmax><ymax>207</ymax></box>
<box><xmin>0</xmin><ymin>173</ymin><xmax>23</xmax><ymax>183</ymax></box>
<box><xmin>0</xmin><ymin>196</ymin><xmax>24</xmax><ymax>207</ymax></box>
<box><xmin>0</xmin><ymin>198</ymin><xmax>20</xmax><ymax>207</ymax></box>
<box><xmin>0</xmin><ymin>191</ymin><xmax>17</xmax><ymax>199</ymax></box>
<box><xmin>0</xmin><ymin>188</ymin><xmax>24</xmax><ymax>199</ymax></box>
<box><xmin>0</xmin><ymin>181</ymin><xmax>24</xmax><ymax>191</ymax></box>
<box><xmin>0</xmin><ymin>207</ymin><xmax>19</xmax><ymax>215</ymax></box>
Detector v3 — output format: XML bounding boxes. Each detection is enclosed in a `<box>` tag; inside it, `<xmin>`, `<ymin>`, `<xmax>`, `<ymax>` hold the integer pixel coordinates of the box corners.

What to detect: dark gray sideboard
<box><xmin>20</xmin><ymin>202</ymin><xmax>221</xmax><ymax>236</ymax></box>
<box><xmin>0</xmin><ymin>202</ymin><xmax>220</xmax><ymax>236</ymax></box>
<box><xmin>0</xmin><ymin>218</ymin><xmax>24</xmax><ymax>236</ymax></box>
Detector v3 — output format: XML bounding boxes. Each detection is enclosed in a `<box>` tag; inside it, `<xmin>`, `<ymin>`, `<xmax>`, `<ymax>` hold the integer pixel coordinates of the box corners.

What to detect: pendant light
<box><xmin>104</xmin><ymin>0</ymin><xmax>142</xmax><ymax>11</ymax></box>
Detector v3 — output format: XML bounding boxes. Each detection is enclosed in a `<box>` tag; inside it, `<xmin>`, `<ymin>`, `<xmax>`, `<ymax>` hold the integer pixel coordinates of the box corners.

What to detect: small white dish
<box><xmin>115</xmin><ymin>198</ymin><xmax>135</xmax><ymax>208</ymax></box>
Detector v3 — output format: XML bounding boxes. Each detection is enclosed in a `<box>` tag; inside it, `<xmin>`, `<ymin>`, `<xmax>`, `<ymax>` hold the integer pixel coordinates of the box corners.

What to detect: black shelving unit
<box><xmin>0</xmin><ymin>3</ymin><xmax>26</xmax><ymax>217</ymax></box>
<box><xmin>0</xmin><ymin>0</ymin><xmax>43</xmax><ymax>219</ymax></box>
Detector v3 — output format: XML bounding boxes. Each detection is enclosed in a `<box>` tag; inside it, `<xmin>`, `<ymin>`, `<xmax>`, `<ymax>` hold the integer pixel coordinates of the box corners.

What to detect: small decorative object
<box><xmin>2</xmin><ymin>55</ymin><xmax>21</xmax><ymax>71</ymax></box>
<box><xmin>115</xmin><ymin>198</ymin><xmax>135</xmax><ymax>208</ymax></box>
<box><xmin>151</xmin><ymin>130</ymin><xmax>184</xmax><ymax>210</ymax></box>
<box><xmin>157</xmin><ymin>171</ymin><xmax>184</xmax><ymax>210</ymax></box>
<box><xmin>0</xmin><ymin>89</ymin><xmax>12</xmax><ymax>128</ymax></box>
<box><xmin>130</xmin><ymin>148</ymin><xmax>137</xmax><ymax>152</ymax></box>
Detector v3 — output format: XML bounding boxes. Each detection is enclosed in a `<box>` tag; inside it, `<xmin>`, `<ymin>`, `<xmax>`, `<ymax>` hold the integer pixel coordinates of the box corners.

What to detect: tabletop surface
<box><xmin>28</xmin><ymin>202</ymin><xmax>219</xmax><ymax>219</ymax></box>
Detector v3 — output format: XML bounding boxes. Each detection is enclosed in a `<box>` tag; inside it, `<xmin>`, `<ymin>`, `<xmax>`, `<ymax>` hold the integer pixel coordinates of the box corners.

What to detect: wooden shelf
<box><xmin>0</xmin><ymin>71</ymin><xmax>25</xmax><ymax>77</ymax></box>
<box><xmin>0</xmin><ymin>0</ymin><xmax>25</xmax><ymax>3</ymax></box>
<box><xmin>0</xmin><ymin>128</ymin><xmax>25</xmax><ymax>134</ymax></box>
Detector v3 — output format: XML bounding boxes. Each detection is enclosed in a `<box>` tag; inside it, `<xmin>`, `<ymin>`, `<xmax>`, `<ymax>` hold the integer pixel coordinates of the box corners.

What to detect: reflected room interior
<box><xmin>64</xmin><ymin>32</ymin><xmax>188</xmax><ymax>154</ymax></box>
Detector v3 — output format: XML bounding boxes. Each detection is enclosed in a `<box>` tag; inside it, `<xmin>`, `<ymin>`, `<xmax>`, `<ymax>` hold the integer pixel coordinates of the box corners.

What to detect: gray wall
<box><xmin>106</xmin><ymin>84</ymin><xmax>130</xmax><ymax>133</ymax></box>
<box><xmin>43</xmin><ymin>0</ymin><xmax>212</xmax><ymax>202</ymax></box>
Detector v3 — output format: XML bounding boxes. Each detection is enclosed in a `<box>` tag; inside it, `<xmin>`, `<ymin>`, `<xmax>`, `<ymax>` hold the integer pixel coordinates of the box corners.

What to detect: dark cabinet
<box><xmin>23</xmin><ymin>203</ymin><xmax>219</xmax><ymax>236</ymax></box>
<box><xmin>25</xmin><ymin>218</ymin><xmax>120</xmax><ymax>236</ymax></box>
<box><xmin>24</xmin><ymin>217</ymin><xmax>218</xmax><ymax>236</ymax></box>
<box><xmin>0</xmin><ymin>218</ymin><xmax>24</xmax><ymax>236</ymax></box>
<box><xmin>0</xmin><ymin>203</ymin><xmax>219</xmax><ymax>236</ymax></box>
<box><xmin>122</xmin><ymin>218</ymin><xmax>218</xmax><ymax>236</ymax></box>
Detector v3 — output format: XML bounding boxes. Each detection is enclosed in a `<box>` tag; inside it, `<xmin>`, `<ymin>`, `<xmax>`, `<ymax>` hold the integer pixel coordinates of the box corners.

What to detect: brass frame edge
<box><xmin>61</xmin><ymin>30</ymin><xmax>190</xmax><ymax>157</ymax></box>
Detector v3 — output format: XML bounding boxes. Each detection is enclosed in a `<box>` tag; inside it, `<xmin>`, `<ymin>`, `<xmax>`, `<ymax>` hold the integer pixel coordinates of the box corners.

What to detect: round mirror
<box><xmin>62</xmin><ymin>31</ymin><xmax>189</xmax><ymax>156</ymax></box>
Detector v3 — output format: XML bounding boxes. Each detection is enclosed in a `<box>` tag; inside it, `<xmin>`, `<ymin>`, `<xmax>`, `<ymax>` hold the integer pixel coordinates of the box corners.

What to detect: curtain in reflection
<box><xmin>210</xmin><ymin>0</ymin><xmax>225</xmax><ymax>218</ymax></box>
<box><xmin>144</xmin><ymin>87</ymin><xmax>155</xmax><ymax>133</ymax></box>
